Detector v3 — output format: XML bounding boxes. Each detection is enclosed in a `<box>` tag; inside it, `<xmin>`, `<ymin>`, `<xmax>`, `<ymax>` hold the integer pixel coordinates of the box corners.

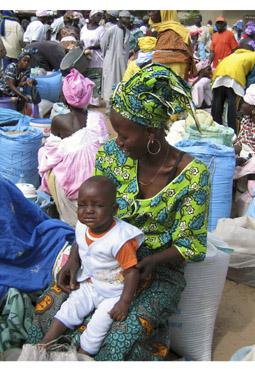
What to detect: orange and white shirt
<box><xmin>75</xmin><ymin>217</ymin><xmax>144</xmax><ymax>298</ymax></box>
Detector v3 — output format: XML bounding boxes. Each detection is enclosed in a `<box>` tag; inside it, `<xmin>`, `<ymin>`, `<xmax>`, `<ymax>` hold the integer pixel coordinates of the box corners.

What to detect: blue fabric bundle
<box><xmin>0</xmin><ymin>111</ymin><xmax>42</xmax><ymax>187</ymax></box>
<box><xmin>0</xmin><ymin>175</ymin><xmax>75</xmax><ymax>301</ymax></box>
<box><xmin>176</xmin><ymin>140</ymin><xmax>236</xmax><ymax>231</ymax></box>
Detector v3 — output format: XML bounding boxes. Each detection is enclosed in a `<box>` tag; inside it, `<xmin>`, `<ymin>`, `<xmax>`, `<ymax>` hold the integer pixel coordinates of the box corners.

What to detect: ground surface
<box><xmin>212</xmin><ymin>280</ymin><xmax>255</xmax><ymax>361</ymax></box>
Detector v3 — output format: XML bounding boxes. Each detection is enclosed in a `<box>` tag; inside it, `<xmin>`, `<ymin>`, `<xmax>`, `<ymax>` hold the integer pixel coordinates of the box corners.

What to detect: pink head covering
<box><xmin>62</xmin><ymin>68</ymin><xmax>95</xmax><ymax>109</ymax></box>
<box><xmin>196</xmin><ymin>60</ymin><xmax>210</xmax><ymax>73</ymax></box>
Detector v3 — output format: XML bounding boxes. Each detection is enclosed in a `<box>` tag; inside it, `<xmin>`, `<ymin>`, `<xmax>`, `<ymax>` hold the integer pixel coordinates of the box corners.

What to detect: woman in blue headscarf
<box><xmin>0</xmin><ymin>11</ymin><xmax>24</xmax><ymax>69</ymax></box>
<box><xmin>0</xmin><ymin>48</ymin><xmax>36</xmax><ymax>107</ymax></box>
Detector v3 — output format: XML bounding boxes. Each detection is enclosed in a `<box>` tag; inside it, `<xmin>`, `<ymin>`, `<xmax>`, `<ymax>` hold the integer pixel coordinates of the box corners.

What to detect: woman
<box><xmin>0</xmin><ymin>48</ymin><xmax>34</xmax><ymax>106</ymax></box>
<box><xmin>31</xmin><ymin>63</ymin><xmax>210</xmax><ymax>360</ymax></box>
<box><xmin>148</xmin><ymin>10</ymin><xmax>196</xmax><ymax>80</ymax></box>
<box><xmin>235</xmin><ymin>84</ymin><xmax>255</xmax><ymax>156</ymax></box>
<box><xmin>38</xmin><ymin>68</ymin><xmax>108</xmax><ymax>227</ymax></box>
<box><xmin>80</xmin><ymin>10</ymin><xmax>105</xmax><ymax>106</ymax></box>
<box><xmin>191</xmin><ymin>60</ymin><xmax>212</xmax><ymax>109</ymax></box>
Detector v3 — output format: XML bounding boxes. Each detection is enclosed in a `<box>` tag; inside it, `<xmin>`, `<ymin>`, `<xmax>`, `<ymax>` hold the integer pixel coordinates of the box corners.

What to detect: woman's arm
<box><xmin>6</xmin><ymin>79</ymin><xmax>30</xmax><ymax>101</ymax></box>
<box><xmin>136</xmin><ymin>244</ymin><xmax>184</xmax><ymax>280</ymax></box>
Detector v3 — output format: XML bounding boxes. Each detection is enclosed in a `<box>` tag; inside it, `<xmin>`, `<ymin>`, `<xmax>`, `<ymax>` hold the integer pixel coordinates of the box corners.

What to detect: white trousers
<box><xmin>55</xmin><ymin>282</ymin><xmax>119</xmax><ymax>355</ymax></box>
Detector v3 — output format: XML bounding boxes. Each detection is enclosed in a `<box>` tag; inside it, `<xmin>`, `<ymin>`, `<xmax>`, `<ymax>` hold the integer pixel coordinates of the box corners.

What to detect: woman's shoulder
<box><xmin>177</xmin><ymin>151</ymin><xmax>209</xmax><ymax>177</ymax></box>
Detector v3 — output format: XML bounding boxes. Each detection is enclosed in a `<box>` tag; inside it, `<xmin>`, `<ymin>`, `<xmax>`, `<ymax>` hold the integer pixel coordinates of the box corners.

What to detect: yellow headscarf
<box><xmin>138</xmin><ymin>36</ymin><xmax>157</xmax><ymax>52</ymax></box>
<box><xmin>149</xmin><ymin>10</ymin><xmax>190</xmax><ymax>45</ymax></box>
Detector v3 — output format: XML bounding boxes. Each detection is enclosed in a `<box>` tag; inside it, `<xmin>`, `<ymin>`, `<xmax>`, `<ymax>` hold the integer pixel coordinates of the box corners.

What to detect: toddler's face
<box><xmin>77</xmin><ymin>184</ymin><xmax>116</xmax><ymax>233</ymax></box>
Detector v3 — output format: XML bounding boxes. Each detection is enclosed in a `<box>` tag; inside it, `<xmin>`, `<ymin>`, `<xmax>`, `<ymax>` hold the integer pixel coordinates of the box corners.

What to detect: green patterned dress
<box><xmin>27</xmin><ymin>138</ymin><xmax>210</xmax><ymax>361</ymax></box>
<box><xmin>92</xmin><ymin>139</ymin><xmax>210</xmax><ymax>360</ymax></box>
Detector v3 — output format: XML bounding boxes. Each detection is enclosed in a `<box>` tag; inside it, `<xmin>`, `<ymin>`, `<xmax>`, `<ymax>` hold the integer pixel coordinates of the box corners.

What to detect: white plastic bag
<box><xmin>213</xmin><ymin>216</ymin><xmax>255</xmax><ymax>287</ymax></box>
<box><xmin>18</xmin><ymin>343</ymin><xmax>94</xmax><ymax>361</ymax></box>
<box><xmin>168</xmin><ymin>232</ymin><xmax>230</xmax><ymax>361</ymax></box>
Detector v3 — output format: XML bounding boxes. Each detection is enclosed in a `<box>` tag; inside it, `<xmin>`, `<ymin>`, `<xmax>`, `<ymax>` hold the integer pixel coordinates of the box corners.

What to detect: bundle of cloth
<box><xmin>0</xmin><ymin>175</ymin><xmax>75</xmax><ymax>302</ymax></box>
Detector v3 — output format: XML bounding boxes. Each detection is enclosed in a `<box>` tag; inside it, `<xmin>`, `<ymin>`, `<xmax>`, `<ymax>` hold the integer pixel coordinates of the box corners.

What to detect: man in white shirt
<box><xmin>23</xmin><ymin>10</ymin><xmax>53</xmax><ymax>44</ymax></box>
<box><xmin>0</xmin><ymin>11</ymin><xmax>24</xmax><ymax>69</ymax></box>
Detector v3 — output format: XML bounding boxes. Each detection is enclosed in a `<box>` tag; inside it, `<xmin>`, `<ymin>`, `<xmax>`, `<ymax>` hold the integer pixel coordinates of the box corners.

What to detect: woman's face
<box><xmin>18</xmin><ymin>55</ymin><xmax>30</xmax><ymax>70</ymax></box>
<box><xmin>110</xmin><ymin>110</ymin><xmax>149</xmax><ymax>159</ymax></box>
<box><xmin>148</xmin><ymin>11</ymin><xmax>161</xmax><ymax>23</ymax></box>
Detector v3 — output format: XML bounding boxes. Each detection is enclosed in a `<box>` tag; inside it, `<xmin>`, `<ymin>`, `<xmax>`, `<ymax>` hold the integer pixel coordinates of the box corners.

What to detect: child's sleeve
<box><xmin>116</xmin><ymin>239</ymin><xmax>138</xmax><ymax>269</ymax></box>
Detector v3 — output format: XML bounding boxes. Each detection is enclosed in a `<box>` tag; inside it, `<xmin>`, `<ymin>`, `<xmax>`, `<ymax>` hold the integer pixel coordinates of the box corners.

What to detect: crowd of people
<box><xmin>0</xmin><ymin>9</ymin><xmax>255</xmax><ymax>361</ymax></box>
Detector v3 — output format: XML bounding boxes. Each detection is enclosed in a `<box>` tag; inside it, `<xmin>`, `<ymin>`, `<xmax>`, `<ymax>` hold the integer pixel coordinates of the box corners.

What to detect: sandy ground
<box><xmin>93</xmin><ymin>107</ymin><xmax>255</xmax><ymax>362</ymax></box>
<box><xmin>212</xmin><ymin>280</ymin><xmax>255</xmax><ymax>361</ymax></box>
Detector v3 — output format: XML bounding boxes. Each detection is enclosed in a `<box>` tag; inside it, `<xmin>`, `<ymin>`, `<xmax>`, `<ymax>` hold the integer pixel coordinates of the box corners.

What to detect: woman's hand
<box><xmin>22</xmin><ymin>95</ymin><xmax>31</xmax><ymax>103</ymax></box>
<box><xmin>57</xmin><ymin>243</ymin><xmax>81</xmax><ymax>293</ymax></box>
<box><xmin>135</xmin><ymin>255</ymin><xmax>156</xmax><ymax>280</ymax></box>
<box><xmin>109</xmin><ymin>300</ymin><xmax>129</xmax><ymax>321</ymax></box>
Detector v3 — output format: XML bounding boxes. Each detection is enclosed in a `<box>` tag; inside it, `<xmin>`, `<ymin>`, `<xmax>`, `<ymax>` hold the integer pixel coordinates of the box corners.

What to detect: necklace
<box><xmin>138</xmin><ymin>146</ymin><xmax>170</xmax><ymax>187</ymax></box>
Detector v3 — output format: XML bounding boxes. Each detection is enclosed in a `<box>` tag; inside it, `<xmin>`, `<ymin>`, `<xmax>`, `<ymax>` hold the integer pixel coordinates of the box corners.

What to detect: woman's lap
<box><xmin>27</xmin><ymin>266</ymin><xmax>185</xmax><ymax>361</ymax></box>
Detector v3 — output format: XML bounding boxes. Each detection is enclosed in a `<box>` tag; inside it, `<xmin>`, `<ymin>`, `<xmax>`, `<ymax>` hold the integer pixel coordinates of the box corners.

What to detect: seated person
<box><xmin>39</xmin><ymin>176</ymin><xmax>144</xmax><ymax>356</ymax></box>
<box><xmin>0</xmin><ymin>48</ymin><xmax>35</xmax><ymax>107</ymax></box>
<box><xmin>235</xmin><ymin>84</ymin><xmax>255</xmax><ymax>157</ymax></box>
<box><xmin>191</xmin><ymin>60</ymin><xmax>212</xmax><ymax>109</ymax></box>
<box><xmin>38</xmin><ymin>68</ymin><xmax>108</xmax><ymax>227</ymax></box>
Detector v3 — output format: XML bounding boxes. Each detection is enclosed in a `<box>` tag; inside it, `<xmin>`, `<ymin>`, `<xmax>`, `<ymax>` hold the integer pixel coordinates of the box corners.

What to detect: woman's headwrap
<box><xmin>111</xmin><ymin>63</ymin><xmax>198</xmax><ymax>129</ymax></box>
<box><xmin>196</xmin><ymin>59</ymin><xmax>210</xmax><ymax>73</ymax></box>
<box><xmin>244</xmin><ymin>84</ymin><xmax>255</xmax><ymax>106</ymax></box>
<box><xmin>0</xmin><ymin>11</ymin><xmax>18</xmax><ymax>36</ymax></box>
<box><xmin>18</xmin><ymin>47</ymin><xmax>38</xmax><ymax>60</ymax></box>
<box><xmin>62</xmin><ymin>68</ymin><xmax>95</xmax><ymax>109</ymax></box>
<box><xmin>149</xmin><ymin>10</ymin><xmax>190</xmax><ymax>45</ymax></box>
<box><xmin>138</xmin><ymin>36</ymin><xmax>157</xmax><ymax>52</ymax></box>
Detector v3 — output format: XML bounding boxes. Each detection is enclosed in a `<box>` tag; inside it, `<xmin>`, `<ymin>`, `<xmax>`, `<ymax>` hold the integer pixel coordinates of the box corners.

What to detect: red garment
<box><xmin>211</xmin><ymin>30</ymin><xmax>238</xmax><ymax>68</ymax></box>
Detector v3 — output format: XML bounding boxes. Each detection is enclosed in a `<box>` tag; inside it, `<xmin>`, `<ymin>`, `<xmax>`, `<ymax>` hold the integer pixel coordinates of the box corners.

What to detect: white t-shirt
<box><xmin>80</xmin><ymin>24</ymin><xmax>106</xmax><ymax>68</ymax></box>
<box><xmin>75</xmin><ymin>217</ymin><xmax>144</xmax><ymax>298</ymax></box>
<box><xmin>23</xmin><ymin>20</ymin><xmax>46</xmax><ymax>43</ymax></box>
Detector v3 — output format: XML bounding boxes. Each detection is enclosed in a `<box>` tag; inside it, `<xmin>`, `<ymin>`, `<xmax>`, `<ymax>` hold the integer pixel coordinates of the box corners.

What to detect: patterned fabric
<box><xmin>0</xmin><ymin>288</ymin><xmax>35</xmax><ymax>352</ymax></box>
<box><xmin>0</xmin><ymin>62</ymin><xmax>30</xmax><ymax>96</ymax></box>
<box><xmin>236</xmin><ymin>116</ymin><xmax>255</xmax><ymax>153</ymax></box>
<box><xmin>27</xmin><ymin>245</ymin><xmax>186</xmax><ymax>361</ymax></box>
<box><xmin>111</xmin><ymin>63</ymin><xmax>196</xmax><ymax>129</ymax></box>
<box><xmin>94</xmin><ymin>139</ymin><xmax>210</xmax><ymax>261</ymax></box>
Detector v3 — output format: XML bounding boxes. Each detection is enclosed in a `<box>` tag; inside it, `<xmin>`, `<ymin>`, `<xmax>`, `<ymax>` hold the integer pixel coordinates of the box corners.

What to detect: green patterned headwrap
<box><xmin>111</xmin><ymin>62</ymin><xmax>198</xmax><ymax>129</ymax></box>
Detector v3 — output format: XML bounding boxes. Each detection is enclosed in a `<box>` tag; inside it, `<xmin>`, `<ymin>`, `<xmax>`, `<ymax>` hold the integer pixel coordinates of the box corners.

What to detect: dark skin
<box><xmin>57</xmin><ymin>110</ymin><xmax>187</xmax><ymax>292</ymax></box>
<box><xmin>83</xmin><ymin>13</ymin><xmax>103</xmax><ymax>52</ymax></box>
<box><xmin>194</xmin><ymin>15</ymin><xmax>202</xmax><ymax>28</ymax></box>
<box><xmin>148</xmin><ymin>10</ymin><xmax>161</xmax><ymax>24</ymax></box>
<box><xmin>41</xmin><ymin>177</ymin><xmax>140</xmax><ymax>352</ymax></box>
<box><xmin>209</xmin><ymin>21</ymin><xmax>237</xmax><ymax>64</ymax></box>
<box><xmin>51</xmin><ymin>105</ymin><xmax>88</xmax><ymax>139</ymax></box>
<box><xmin>235</xmin><ymin>101</ymin><xmax>255</xmax><ymax>161</ymax></box>
<box><xmin>192</xmin><ymin>66</ymin><xmax>212</xmax><ymax>86</ymax></box>
<box><xmin>6</xmin><ymin>55</ymin><xmax>33</xmax><ymax>102</ymax></box>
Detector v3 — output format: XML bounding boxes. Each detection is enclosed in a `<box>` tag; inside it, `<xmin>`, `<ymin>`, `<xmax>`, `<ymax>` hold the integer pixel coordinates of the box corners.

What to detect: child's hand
<box><xmin>109</xmin><ymin>300</ymin><xmax>129</xmax><ymax>321</ymax></box>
